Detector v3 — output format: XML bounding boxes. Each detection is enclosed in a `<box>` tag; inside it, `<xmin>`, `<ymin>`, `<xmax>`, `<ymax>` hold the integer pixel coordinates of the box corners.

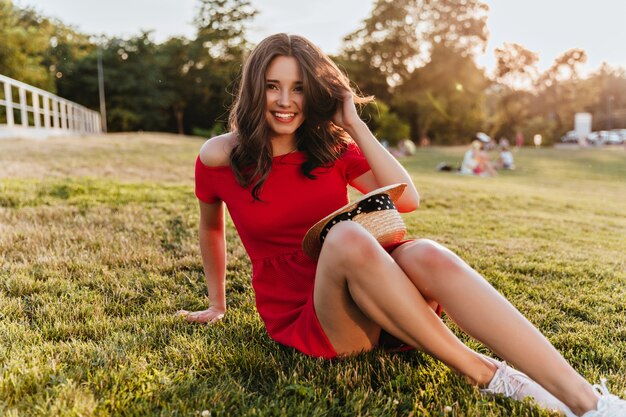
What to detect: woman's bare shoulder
<box><xmin>198</xmin><ymin>132</ymin><xmax>238</xmax><ymax>167</ymax></box>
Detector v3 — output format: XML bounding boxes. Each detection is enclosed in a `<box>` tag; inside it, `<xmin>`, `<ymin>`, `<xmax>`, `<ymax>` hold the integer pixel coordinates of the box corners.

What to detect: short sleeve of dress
<box><xmin>195</xmin><ymin>156</ymin><xmax>221</xmax><ymax>203</ymax></box>
<box><xmin>342</xmin><ymin>142</ymin><xmax>371</xmax><ymax>182</ymax></box>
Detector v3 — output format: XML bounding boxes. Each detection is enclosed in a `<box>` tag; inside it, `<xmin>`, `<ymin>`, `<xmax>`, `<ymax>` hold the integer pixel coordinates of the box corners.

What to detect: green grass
<box><xmin>1</xmin><ymin>133</ymin><xmax>625</xmax><ymax>416</ymax></box>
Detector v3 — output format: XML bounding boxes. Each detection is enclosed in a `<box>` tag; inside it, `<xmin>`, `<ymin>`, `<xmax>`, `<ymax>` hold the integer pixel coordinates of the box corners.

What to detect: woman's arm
<box><xmin>199</xmin><ymin>200</ymin><xmax>227</xmax><ymax>310</ymax></box>
<box><xmin>333</xmin><ymin>92</ymin><xmax>420</xmax><ymax>212</ymax></box>
<box><xmin>179</xmin><ymin>200</ymin><xmax>227</xmax><ymax>323</ymax></box>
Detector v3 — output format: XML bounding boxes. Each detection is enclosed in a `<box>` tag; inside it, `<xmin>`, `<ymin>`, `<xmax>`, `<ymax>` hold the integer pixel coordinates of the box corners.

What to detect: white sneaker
<box><xmin>581</xmin><ymin>379</ymin><xmax>626</xmax><ymax>417</ymax></box>
<box><xmin>480</xmin><ymin>358</ymin><xmax>575</xmax><ymax>416</ymax></box>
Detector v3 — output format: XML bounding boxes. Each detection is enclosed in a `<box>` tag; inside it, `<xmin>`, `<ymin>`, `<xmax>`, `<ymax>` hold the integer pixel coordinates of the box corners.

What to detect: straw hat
<box><xmin>302</xmin><ymin>183</ymin><xmax>408</xmax><ymax>259</ymax></box>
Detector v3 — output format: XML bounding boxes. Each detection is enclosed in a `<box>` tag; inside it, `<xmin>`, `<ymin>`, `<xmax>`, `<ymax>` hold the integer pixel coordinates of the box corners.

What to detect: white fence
<box><xmin>0</xmin><ymin>74</ymin><xmax>101</xmax><ymax>139</ymax></box>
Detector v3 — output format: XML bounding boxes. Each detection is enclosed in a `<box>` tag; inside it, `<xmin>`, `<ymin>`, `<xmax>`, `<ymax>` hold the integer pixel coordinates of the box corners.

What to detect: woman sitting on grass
<box><xmin>460</xmin><ymin>138</ymin><xmax>497</xmax><ymax>176</ymax></box>
<box><xmin>178</xmin><ymin>33</ymin><xmax>626</xmax><ymax>417</ymax></box>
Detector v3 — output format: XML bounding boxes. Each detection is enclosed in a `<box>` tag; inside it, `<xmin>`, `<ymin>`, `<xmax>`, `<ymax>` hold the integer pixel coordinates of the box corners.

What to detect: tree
<box><xmin>0</xmin><ymin>1</ymin><xmax>54</xmax><ymax>89</ymax></box>
<box><xmin>561</xmin><ymin>64</ymin><xmax>626</xmax><ymax>132</ymax></box>
<box><xmin>487</xmin><ymin>43</ymin><xmax>539</xmax><ymax>139</ymax></box>
<box><xmin>105</xmin><ymin>34</ymin><xmax>169</xmax><ymax>131</ymax></box>
<box><xmin>397</xmin><ymin>43</ymin><xmax>488</xmax><ymax>144</ymax></box>
<box><xmin>537</xmin><ymin>48</ymin><xmax>587</xmax><ymax>88</ymax></box>
<box><xmin>58</xmin><ymin>33</ymin><xmax>168</xmax><ymax>132</ymax></box>
<box><xmin>332</xmin><ymin>54</ymin><xmax>392</xmax><ymax>104</ymax></box>
<box><xmin>534</xmin><ymin>49</ymin><xmax>588</xmax><ymax>135</ymax></box>
<box><xmin>589</xmin><ymin>64</ymin><xmax>626</xmax><ymax>130</ymax></box>
<box><xmin>43</xmin><ymin>20</ymin><xmax>94</xmax><ymax>96</ymax></box>
<box><xmin>342</xmin><ymin>0</ymin><xmax>488</xmax><ymax>88</ymax></box>
<box><xmin>363</xmin><ymin>101</ymin><xmax>410</xmax><ymax>146</ymax></box>
<box><xmin>194</xmin><ymin>0</ymin><xmax>257</xmax><ymax>61</ymax></box>
<box><xmin>340</xmin><ymin>0</ymin><xmax>489</xmax><ymax>144</ymax></box>
<box><xmin>342</xmin><ymin>0</ymin><xmax>421</xmax><ymax>88</ymax></box>
<box><xmin>156</xmin><ymin>37</ymin><xmax>196</xmax><ymax>134</ymax></box>
<box><xmin>494</xmin><ymin>43</ymin><xmax>539</xmax><ymax>90</ymax></box>
<box><xmin>157</xmin><ymin>0</ymin><xmax>257</xmax><ymax>135</ymax></box>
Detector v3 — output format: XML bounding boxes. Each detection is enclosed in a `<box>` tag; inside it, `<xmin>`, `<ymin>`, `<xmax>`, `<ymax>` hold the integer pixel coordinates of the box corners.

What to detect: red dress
<box><xmin>195</xmin><ymin>143</ymin><xmax>411</xmax><ymax>359</ymax></box>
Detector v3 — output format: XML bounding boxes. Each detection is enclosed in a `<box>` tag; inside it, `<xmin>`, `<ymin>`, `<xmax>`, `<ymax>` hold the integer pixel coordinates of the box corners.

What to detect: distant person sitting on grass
<box><xmin>178</xmin><ymin>33</ymin><xmax>626</xmax><ymax>417</ymax></box>
<box><xmin>460</xmin><ymin>139</ymin><xmax>497</xmax><ymax>176</ymax></box>
<box><xmin>496</xmin><ymin>139</ymin><xmax>515</xmax><ymax>170</ymax></box>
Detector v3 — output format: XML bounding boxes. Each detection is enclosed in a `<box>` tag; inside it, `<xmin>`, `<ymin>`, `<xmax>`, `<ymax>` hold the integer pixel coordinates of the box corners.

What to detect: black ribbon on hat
<box><xmin>319</xmin><ymin>193</ymin><xmax>396</xmax><ymax>243</ymax></box>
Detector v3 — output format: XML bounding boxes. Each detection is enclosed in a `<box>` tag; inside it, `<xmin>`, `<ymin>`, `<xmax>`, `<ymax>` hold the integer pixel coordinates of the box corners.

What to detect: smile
<box><xmin>271</xmin><ymin>112</ymin><xmax>297</xmax><ymax>123</ymax></box>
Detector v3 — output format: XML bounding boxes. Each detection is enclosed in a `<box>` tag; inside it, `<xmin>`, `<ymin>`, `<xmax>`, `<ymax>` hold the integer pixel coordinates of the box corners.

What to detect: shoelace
<box><xmin>488</xmin><ymin>361</ymin><xmax>528</xmax><ymax>398</ymax></box>
<box><xmin>590</xmin><ymin>379</ymin><xmax>626</xmax><ymax>416</ymax></box>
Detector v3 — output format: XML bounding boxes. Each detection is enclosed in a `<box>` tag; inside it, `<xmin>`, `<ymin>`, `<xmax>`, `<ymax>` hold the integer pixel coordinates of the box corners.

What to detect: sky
<box><xmin>15</xmin><ymin>0</ymin><xmax>626</xmax><ymax>76</ymax></box>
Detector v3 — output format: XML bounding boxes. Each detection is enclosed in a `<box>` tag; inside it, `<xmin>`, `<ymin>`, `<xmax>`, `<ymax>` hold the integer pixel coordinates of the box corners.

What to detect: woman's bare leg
<box><xmin>391</xmin><ymin>239</ymin><xmax>598</xmax><ymax>416</ymax></box>
<box><xmin>313</xmin><ymin>222</ymin><xmax>497</xmax><ymax>386</ymax></box>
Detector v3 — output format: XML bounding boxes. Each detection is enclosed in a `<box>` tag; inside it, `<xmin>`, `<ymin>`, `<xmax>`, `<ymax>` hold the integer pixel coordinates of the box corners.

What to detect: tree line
<box><xmin>1</xmin><ymin>0</ymin><xmax>625</xmax><ymax>145</ymax></box>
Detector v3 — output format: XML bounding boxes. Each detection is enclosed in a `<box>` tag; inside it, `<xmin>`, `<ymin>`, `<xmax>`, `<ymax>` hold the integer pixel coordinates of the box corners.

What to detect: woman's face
<box><xmin>264</xmin><ymin>55</ymin><xmax>305</xmax><ymax>141</ymax></box>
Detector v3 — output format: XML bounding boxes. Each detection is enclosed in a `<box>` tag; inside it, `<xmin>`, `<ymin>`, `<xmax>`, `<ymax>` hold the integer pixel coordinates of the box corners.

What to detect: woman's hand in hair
<box><xmin>332</xmin><ymin>91</ymin><xmax>363</xmax><ymax>132</ymax></box>
<box><xmin>176</xmin><ymin>306</ymin><xmax>225</xmax><ymax>324</ymax></box>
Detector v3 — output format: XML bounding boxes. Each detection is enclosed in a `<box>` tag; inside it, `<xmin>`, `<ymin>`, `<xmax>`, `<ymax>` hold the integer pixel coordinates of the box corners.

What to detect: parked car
<box><xmin>610</xmin><ymin>129</ymin><xmax>626</xmax><ymax>144</ymax></box>
<box><xmin>586</xmin><ymin>131</ymin><xmax>601</xmax><ymax>144</ymax></box>
<box><xmin>606</xmin><ymin>131</ymin><xmax>624</xmax><ymax>144</ymax></box>
<box><xmin>586</xmin><ymin>130</ymin><xmax>622</xmax><ymax>145</ymax></box>
<box><xmin>560</xmin><ymin>130</ymin><xmax>580</xmax><ymax>144</ymax></box>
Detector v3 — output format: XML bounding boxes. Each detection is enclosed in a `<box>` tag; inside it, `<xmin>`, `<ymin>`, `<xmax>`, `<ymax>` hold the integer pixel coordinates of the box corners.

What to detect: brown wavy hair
<box><xmin>228</xmin><ymin>33</ymin><xmax>373</xmax><ymax>200</ymax></box>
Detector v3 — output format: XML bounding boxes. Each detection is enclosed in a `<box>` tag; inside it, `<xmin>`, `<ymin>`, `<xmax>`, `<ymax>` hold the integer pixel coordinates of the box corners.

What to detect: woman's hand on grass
<box><xmin>176</xmin><ymin>306</ymin><xmax>225</xmax><ymax>324</ymax></box>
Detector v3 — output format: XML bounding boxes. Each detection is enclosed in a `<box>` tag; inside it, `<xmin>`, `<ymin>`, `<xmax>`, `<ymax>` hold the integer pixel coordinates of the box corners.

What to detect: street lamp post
<box><xmin>606</xmin><ymin>95</ymin><xmax>614</xmax><ymax>131</ymax></box>
<box><xmin>97</xmin><ymin>46</ymin><xmax>107</xmax><ymax>134</ymax></box>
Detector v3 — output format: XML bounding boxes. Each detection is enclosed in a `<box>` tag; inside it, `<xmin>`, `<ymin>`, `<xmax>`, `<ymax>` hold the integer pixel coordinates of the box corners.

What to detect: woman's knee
<box><xmin>394</xmin><ymin>239</ymin><xmax>457</xmax><ymax>275</ymax></box>
<box><xmin>320</xmin><ymin>222</ymin><xmax>382</xmax><ymax>267</ymax></box>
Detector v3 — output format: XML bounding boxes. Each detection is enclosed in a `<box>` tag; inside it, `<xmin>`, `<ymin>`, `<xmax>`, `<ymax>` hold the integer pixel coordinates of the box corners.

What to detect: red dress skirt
<box><xmin>195</xmin><ymin>143</ymin><xmax>436</xmax><ymax>359</ymax></box>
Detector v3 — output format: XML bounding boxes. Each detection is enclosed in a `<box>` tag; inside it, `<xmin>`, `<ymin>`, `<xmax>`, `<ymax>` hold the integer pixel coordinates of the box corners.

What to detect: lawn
<box><xmin>1</xmin><ymin>133</ymin><xmax>625</xmax><ymax>416</ymax></box>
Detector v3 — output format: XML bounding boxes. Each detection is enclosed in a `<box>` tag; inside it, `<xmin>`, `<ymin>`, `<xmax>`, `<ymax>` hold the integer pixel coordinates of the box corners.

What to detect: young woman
<box><xmin>460</xmin><ymin>139</ymin><xmax>497</xmax><ymax>176</ymax></box>
<box><xmin>178</xmin><ymin>33</ymin><xmax>625</xmax><ymax>417</ymax></box>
